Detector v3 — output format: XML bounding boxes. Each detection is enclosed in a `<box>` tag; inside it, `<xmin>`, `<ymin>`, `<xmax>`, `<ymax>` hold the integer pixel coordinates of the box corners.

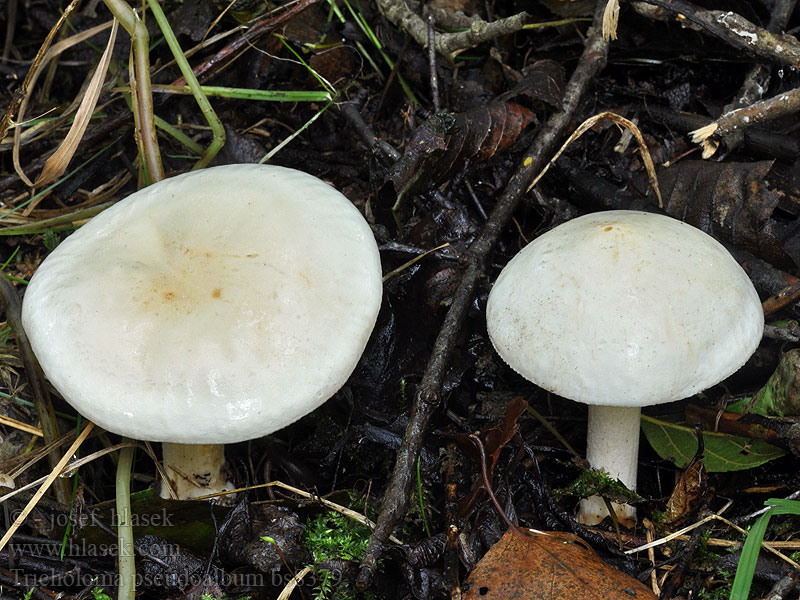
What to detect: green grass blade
<box><xmin>0</xmin><ymin>137</ymin><xmax>120</xmax><ymax>224</ymax></box>
<box><xmin>730</xmin><ymin>499</ymin><xmax>800</xmax><ymax>600</ymax></box>
<box><xmin>259</xmin><ymin>98</ymin><xmax>335</xmax><ymax>163</ymax></box>
<box><xmin>150</xmin><ymin>84</ymin><xmax>332</xmax><ymax>102</ymax></box>
<box><xmin>146</xmin><ymin>0</ymin><xmax>224</xmax><ymax>170</ymax></box>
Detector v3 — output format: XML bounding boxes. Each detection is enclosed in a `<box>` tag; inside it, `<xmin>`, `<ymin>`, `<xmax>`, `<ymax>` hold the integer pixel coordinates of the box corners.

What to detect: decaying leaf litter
<box><xmin>1</xmin><ymin>0</ymin><xmax>800</xmax><ymax>597</ymax></box>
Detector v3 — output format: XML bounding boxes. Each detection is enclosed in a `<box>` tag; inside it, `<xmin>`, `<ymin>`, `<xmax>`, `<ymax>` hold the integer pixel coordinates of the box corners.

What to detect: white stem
<box><xmin>159</xmin><ymin>442</ymin><xmax>233</xmax><ymax>500</ymax></box>
<box><xmin>578</xmin><ymin>405</ymin><xmax>640</xmax><ymax>527</ymax></box>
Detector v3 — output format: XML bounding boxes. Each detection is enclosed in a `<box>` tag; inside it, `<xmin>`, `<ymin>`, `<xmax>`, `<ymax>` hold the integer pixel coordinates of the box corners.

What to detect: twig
<box><xmin>691</xmin><ymin>87</ymin><xmax>800</xmax><ymax>158</ymax></box>
<box><xmin>625</xmin><ymin>507</ymin><xmax>800</xmax><ymax>569</ymax></box>
<box><xmin>276</xmin><ymin>565</ymin><xmax>314</xmax><ymax>600</ymax></box>
<box><xmin>763</xmin><ymin>572</ymin><xmax>799</xmax><ymax>600</ymax></box>
<box><xmin>355</xmin><ymin>0</ymin><xmax>612</xmax><ymax>588</ymax></box>
<box><xmin>659</xmin><ymin>521</ymin><xmax>706</xmax><ymax>599</ymax></box>
<box><xmin>375</xmin><ymin>0</ymin><xmax>528</xmax><ymax>61</ymax></box>
<box><xmin>191</xmin><ymin>479</ymin><xmax>404</xmax><ymax>546</ymax></box>
<box><xmin>762</xmin><ymin>277</ymin><xmax>800</xmax><ymax>316</ymax></box>
<box><xmin>725</xmin><ymin>0</ymin><xmax>796</xmax><ymax>113</ymax></box>
<box><xmin>642</xmin><ymin>519</ymin><xmax>661</xmax><ymax>596</ymax></box>
<box><xmin>338</xmin><ymin>91</ymin><xmax>401</xmax><ymax>164</ymax></box>
<box><xmin>644</xmin><ymin>104</ymin><xmax>800</xmax><ymax>160</ymax></box>
<box><xmin>427</xmin><ymin>14</ymin><xmax>440</xmax><ymax>113</ymax></box>
<box><xmin>443</xmin><ymin>443</ymin><xmax>461</xmax><ymax>599</ymax></box>
<box><xmin>638</xmin><ymin>0</ymin><xmax>800</xmax><ymax>68</ymax></box>
<box><xmin>734</xmin><ymin>491</ymin><xmax>800</xmax><ymax>525</ymax></box>
<box><xmin>0</xmin><ymin>422</ymin><xmax>94</xmax><ymax>553</ymax></box>
<box><xmin>0</xmin><ymin>414</ymin><xmax>42</xmax><ymax>438</ymax></box>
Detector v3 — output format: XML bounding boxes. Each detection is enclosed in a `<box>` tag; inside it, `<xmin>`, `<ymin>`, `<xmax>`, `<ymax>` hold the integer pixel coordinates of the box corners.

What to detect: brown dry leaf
<box><xmin>663</xmin><ymin>459</ymin><xmax>708</xmax><ymax>529</ymax></box>
<box><xmin>385</xmin><ymin>102</ymin><xmax>534</xmax><ymax>204</ymax></box>
<box><xmin>454</xmin><ymin>396</ymin><xmax>527</xmax><ymax>515</ymax></box>
<box><xmin>12</xmin><ymin>20</ymin><xmax>114</xmax><ymax>186</ymax></box>
<box><xmin>385</xmin><ymin>61</ymin><xmax>565</xmax><ymax>205</ymax></box>
<box><xmin>34</xmin><ymin>19</ymin><xmax>119</xmax><ymax>187</ymax></box>
<box><xmin>308</xmin><ymin>46</ymin><xmax>359</xmax><ymax>87</ymax></box>
<box><xmin>655</xmin><ymin>160</ymin><xmax>794</xmax><ymax>269</ymax></box>
<box><xmin>497</xmin><ymin>59</ymin><xmax>565</xmax><ymax>109</ymax></box>
<box><xmin>463</xmin><ymin>529</ymin><xmax>657</xmax><ymax>600</ymax></box>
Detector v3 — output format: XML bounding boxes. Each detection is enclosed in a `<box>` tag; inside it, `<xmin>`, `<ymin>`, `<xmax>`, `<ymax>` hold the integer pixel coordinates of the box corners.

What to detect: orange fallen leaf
<box><xmin>463</xmin><ymin>529</ymin><xmax>657</xmax><ymax>600</ymax></box>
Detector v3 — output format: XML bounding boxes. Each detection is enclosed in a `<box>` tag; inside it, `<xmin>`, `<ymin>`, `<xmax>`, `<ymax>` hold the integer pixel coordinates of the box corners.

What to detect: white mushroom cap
<box><xmin>22</xmin><ymin>164</ymin><xmax>383</xmax><ymax>444</ymax></box>
<box><xmin>487</xmin><ymin>210</ymin><xmax>764</xmax><ymax>407</ymax></box>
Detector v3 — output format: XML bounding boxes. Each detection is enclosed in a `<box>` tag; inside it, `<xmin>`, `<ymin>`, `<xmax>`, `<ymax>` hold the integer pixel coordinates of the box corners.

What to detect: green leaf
<box><xmin>641</xmin><ymin>415</ymin><xmax>785</xmax><ymax>472</ymax></box>
<box><xmin>728</xmin><ymin>349</ymin><xmax>800</xmax><ymax>417</ymax></box>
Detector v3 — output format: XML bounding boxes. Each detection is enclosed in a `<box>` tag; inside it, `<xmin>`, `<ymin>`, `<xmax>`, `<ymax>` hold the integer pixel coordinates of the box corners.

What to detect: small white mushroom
<box><xmin>486</xmin><ymin>210</ymin><xmax>763</xmax><ymax>526</ymax></box>
<box><xmin>22</xmin><ymin>164</ymin><xmax>383</xmax><ymax>500</ymax></box>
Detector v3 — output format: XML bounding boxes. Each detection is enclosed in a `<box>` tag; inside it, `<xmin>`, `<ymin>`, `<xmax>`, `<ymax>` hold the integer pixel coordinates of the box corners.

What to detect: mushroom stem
<box><xmin>160</xmin><ymin>442</ymin><xmax>233</xmax><ymax>500</ymax></box>
<box><xmin>578</xmin><ymin>405</ymin><xmax>640</xmax><ymax>527</ymax></box>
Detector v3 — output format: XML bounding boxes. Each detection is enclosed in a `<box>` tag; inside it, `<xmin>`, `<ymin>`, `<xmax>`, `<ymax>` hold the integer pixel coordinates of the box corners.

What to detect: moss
<box><xmin>553</xmin><ymin>468</ymin><xmax>643</xmax><ymax>504</ymax></box>
<box><xmin>304</xmin><ymin>494</ymin><xmax>375</xmax><ymax>600</ymax></box>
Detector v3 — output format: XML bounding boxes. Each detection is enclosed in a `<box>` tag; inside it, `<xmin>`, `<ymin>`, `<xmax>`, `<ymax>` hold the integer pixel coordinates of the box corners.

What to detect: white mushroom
<box><xmin>486</xmin><ymin>210</ymin><xmax>763</xmax><ymax>526</ymax></box>
<box><xmin>22</xmin><ymin>164</ymin><xmax>383</xmax><ymax>500</ymax></box>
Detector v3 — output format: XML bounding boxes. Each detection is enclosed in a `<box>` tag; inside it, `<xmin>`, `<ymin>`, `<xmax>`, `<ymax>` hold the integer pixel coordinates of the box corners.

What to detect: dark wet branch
<box><xmin>638</xmin><ymin>0</ymin><xmax>800</xmax><ymax>67</ymax></box>
<box><xmin>763</xmin><ymin>572</ymin><xmax>800</xmax><ymax>600</ymax></box>
<box><xmin>339</xmin><ymin>92</ymin><xmax>401</xmax><ymax>165</ymax></box>
<box><xmin>726</xmin><ymin>0</ymin><xmax>796</xmax><ymax>112</ymax></box>
<box><xmin>698</xmin><ymin>0</ymin><xmax>800</xmax><ymax>154</ymax></box>
<box><xmin>375</xmin><ymin>0</ymin><xmax>528</xmax><ymax>61</ymax></box>
<box><xmin>355</xmin><ymin>0</ymin><xmax>612</xmax><ymax>588</ymax></box>
<box><xmin>170</xmin><ymin>0</ymin><xmax>322</xmax><ymax>86</ymax></box>
<box><xmin>691</xmin><ymin>87</ymin><xmax>800</xmax><ymax>158</ymax></box>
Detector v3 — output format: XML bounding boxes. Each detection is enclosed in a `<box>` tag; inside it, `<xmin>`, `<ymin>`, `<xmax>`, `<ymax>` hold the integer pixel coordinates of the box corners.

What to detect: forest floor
<box><xmin>1</xmin><ymin>0</ymin><xmax>800</xmax><ymax>598</ymax></box>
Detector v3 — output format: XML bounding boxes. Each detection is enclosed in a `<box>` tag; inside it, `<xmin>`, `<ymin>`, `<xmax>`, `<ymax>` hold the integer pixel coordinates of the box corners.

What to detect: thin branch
<box><xmin>375</xmin><ymin>0</ymin><xmax>528</xmax><ymax>60</ymax></box>
<box><xmin>355</xmin><ymin>0</ymin><xmax>612</xmax><ymax>588</ymax></box>
<box><xmin>691</xmin><ymin>87</ymin><xmax>800</xmax><ymax>158</ymax></box>
<box><xmin>0</xmin><ymin>422</ymin><xmax>94</xmax><ymax>553</ymax></box>
<box><xmin>638</xmin><ymin>0</ymin><xmax>800</xmax><ymax>68</ymax></box>
<box><xmin>725</xmin><ymin>0</ymin><xmax>796</xmax><ymax>112</ymax></box>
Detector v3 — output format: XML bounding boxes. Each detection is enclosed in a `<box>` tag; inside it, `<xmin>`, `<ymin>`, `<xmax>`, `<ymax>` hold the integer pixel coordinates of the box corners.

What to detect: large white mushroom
<box><xmin>22</xmin><ymin>164</ymin><xmax>383</xmax><ymax>500</ymax></box>
<box><xmin>486</xmin><ymin>210</ymin><xmax>763</xmax><ymax>526</ymax></box>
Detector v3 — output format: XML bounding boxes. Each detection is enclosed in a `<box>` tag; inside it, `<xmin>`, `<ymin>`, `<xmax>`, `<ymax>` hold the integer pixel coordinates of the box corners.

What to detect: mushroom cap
<box><xmin>486</xmin><ymin>210</ymin><xmax>763</xmax><ymax>407</ymax></box>
<box><xmin>22</xmin><ymin>164</ymin><xmax>383</xmax><ymax>443</ymax></box>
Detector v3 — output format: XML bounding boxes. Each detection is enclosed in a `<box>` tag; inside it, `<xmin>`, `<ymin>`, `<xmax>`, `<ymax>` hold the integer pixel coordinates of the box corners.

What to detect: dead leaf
<box><xmin>385</xmin><ymin>61</ymin><xmax>565</xmax><ymax>207</ymax></box>
<box><xmin>308</xmin><ymin>46</ymin><xmax>359</xmax><ymax>87</ymax></box>
<box><xmin>497</xmin><ymin>59</ymin><xmax>565</xmax><ymax>109</ymax></box>
<box><xmin>12</xmin><ymin>19</ymin><xmax>114</xmax><ymax>186</ymax></box>
<box><xmin>654</xmin><ymin>160</ymin><xmax>794</xmax><ymax>269</ymax></box>
<box><xmin>386</xmin><ymin>102</ymin><xmax>534</xmax><ymax>204</ymax></box>
<box><xmin>34</xmin><ymin>19</ymin><xmax>119</xmax><ymax>187</ymax></box>
<box><xmin>464</xmin><ymin>529</ymin><xmax>657</xmax><ymax>600</ymax></box>
<box><xmin>454</xmin><ymin>397</ymin><xmax>527</xmax><ymax>515</ymax></box>
<box><xmin>663</xmin><ymin>459</ymin><xmax>708</xmax><ymax>529</ymax></box>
